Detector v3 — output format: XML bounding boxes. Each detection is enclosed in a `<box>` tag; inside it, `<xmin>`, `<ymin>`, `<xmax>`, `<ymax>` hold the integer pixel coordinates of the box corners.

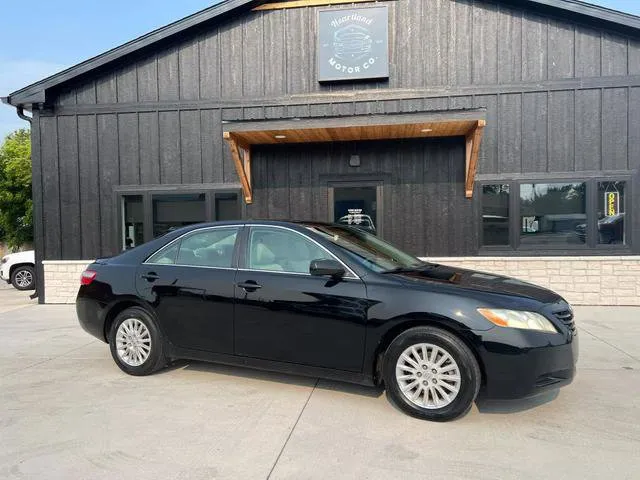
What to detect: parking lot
<box><xmin>0</xmin><ymin>279</ymin><xmax>37</xmax><ymax>314</ymax></box>
<box><xmin>1</xmin><ymin>294</ymin><xmax>639</xmax><ymax>479</ymax></box>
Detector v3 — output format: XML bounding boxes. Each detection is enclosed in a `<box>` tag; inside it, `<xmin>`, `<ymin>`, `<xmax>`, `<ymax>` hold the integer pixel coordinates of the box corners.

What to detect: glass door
<box><xmin>329</xmin><ymin>182</ymin><xmax>382</xmax><ymax>236</ymax></box>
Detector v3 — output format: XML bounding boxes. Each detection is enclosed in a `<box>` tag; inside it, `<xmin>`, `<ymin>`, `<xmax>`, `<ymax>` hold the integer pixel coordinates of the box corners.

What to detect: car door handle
<box><xmin>237</xmin><ymin>281</ymin><xmax>262</xmax><ymax>292</ymax></box>
<box><xmin>141</xmin><ymin>272</ymin><xmax>160</xmax><ymax>282</ymax></box>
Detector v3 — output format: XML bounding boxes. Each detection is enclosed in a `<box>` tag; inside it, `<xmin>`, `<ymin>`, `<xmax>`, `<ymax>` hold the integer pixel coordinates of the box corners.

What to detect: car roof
<box><xmin>168</xmin><ymin>219</ymin><xmax>337</xmax><ymax>233</ymax></box>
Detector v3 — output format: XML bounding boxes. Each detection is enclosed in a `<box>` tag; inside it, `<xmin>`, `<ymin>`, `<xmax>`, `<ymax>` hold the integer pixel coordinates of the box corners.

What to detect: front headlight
<box><xmin>477</xmin><ymin>308</ymin><xmax>558</xmax><ymax>333</ymax></box>
<box><xmin>1</xmin><ymin>256</ymin><xmax>7</xmax><ymax>264</ymax></box>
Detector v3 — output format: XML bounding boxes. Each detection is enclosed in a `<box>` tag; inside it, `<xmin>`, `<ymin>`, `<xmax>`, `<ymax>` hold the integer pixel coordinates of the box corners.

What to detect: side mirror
<box><xmin>309</xmin><ymin>259</ymin><xmax>345</xmax><ymax>278</ymax></box>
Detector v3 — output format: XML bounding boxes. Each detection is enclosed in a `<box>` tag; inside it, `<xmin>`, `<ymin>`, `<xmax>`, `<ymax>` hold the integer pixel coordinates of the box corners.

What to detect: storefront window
<box><xmin>122</xmin><ymin>195</ymin><xmax>144</xmax><ymax>250</ymax></box>
<box><xmin>333</xmin><ymin>186</ymin><xmax>378</xmax><ymax>235</ymax></box>
<box><xmin>481</xmin><ymin>184</ymin><xmax>510</xmax><ymax>246</ymax></box>
<box><xmin>152</xmin><ymin>193</ymin><xmax>206</xmax><ymax>237</ymax></box>
<box><xmin>519</xmin><ymin>183</ymin><xmax>586</xmax><ymax>246</ymax></box>
<box><xmin>598</xmin><ymin>181</ymin><xmax>626</xmax><ymax>245</ymax></box>
<box><xmin>215</xmin><ymin>193</ymin><xmax>240</xmax><ymax>221</ymax></box>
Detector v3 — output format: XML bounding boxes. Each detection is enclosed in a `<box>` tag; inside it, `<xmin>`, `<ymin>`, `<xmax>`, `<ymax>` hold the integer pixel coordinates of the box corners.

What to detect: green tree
<box><xmin>0</xmin><ymin>129</ymin><xmax>33</xmax><ymax>249</ymax></box>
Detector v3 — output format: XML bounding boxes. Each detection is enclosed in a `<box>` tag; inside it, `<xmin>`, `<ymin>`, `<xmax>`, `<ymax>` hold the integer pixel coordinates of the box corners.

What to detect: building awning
<box><xmin>223</xmin><ymin>110</ymin><xmax>486</xmax><ymax>204</ymax></box>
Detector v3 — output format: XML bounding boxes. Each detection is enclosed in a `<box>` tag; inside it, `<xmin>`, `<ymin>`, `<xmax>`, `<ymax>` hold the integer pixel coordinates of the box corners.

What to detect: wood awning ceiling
<box><xmin>223</xmin><ymin>112</ymin><xmax>486</xmax><ymax>204</ymax></box>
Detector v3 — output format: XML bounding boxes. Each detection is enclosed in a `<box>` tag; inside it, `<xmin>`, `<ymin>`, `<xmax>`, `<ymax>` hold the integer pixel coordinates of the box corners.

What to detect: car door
<box><xmin>136</xmin><ymin>226</ymin><xmax>241</xmax><ymax>354</ymax></box>
<box><xmin>233</xmin><ymin>225</ymin><xmax>369</xmax><ymax>372</ymax></box>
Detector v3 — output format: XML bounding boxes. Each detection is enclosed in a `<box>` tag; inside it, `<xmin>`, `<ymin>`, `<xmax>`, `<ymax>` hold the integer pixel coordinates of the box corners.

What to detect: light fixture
<box><xmin>274</xmin><ymin>134</ymin><xmax>287</xmax><ymax>139</ymax></box>
<box><xmin>421</xmin><ymin>128</ymin><xmax>433</xmax><ymax>133</ymax></box>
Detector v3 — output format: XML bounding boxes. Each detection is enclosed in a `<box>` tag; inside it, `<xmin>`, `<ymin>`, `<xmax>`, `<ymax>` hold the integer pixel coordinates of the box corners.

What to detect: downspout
<box><xmin>9</xmin><ymin>103</ymin><xmax>38</xmax><ymax>300</ymax></box>
<box><xmin>16</xmin><ymin>105</ymin><xmax>33</xmax><ymax>125</ymax></box>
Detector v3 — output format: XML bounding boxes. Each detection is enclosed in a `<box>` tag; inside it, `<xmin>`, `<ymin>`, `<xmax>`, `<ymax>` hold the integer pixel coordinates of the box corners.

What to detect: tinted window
<box><xmin>520</xmin><ymin>183</ymin><xmax>586</xmax><ymax>246</ymax></box>
<box><xmin>216</xmin><ymin>193</ymin><xmax>240</xmax><ymax>221</ymax></box>
<box><xmin>248</xmin><ymin>227</ymin><xmax>333</xmax><ymax>274</ymax></box>
<box><xmin>598</xmin><ymin>181</ymin><xmax>626</xmax><ymax>245</ymax></box>
<box><xmin>177</xmin><ymin>228</ymin><xmax>239</xmax><ymax>267</ymax></box>
<box><xmin>122</xmin><ymin>195</ymin><xmax>144</xmax><ymax>250</ymax></box>
<box><xmin>153</xmin><ymin>193</ymin><xmax>206</xmax><ymax>238</ymax></box>
<box><xmin>482</xmin><ymin>184</ymin><xmax>509</xmax><ymax>246</ymax></box>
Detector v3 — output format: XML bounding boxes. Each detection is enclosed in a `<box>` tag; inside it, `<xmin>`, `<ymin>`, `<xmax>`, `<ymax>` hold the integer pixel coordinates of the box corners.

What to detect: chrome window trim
<box><xmin>245</xmin><ymin>224</ymin><xmax>360</xmax><ymax>280</ymax></box>
<box><xmin>143</xmin><ymin>225</ymin><xmax>242</xmax><ymax>269</ymax></box>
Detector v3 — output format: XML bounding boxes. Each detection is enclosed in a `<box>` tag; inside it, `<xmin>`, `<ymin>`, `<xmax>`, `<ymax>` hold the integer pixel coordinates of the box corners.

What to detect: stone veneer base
<box><xmin>42</xmin><ymin>257</ymin><xmax>640</xmax><ymax>306</ymax></box>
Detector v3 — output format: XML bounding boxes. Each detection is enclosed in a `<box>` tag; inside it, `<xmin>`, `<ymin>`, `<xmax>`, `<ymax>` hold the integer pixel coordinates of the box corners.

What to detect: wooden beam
<box><xmin>464</xmin><ymin>120</ymin><xmax>486</xmax><ymax>198</ymax></box>
<box><xmin>224</xmin><ymin>133</ymin><xmax>253</xmax><ymax>204</ymax></box>
<box><xmin>241</xmin><ymin>145</ymin><xmax>251</xmax><ymax>189</ymax></box>
<box><xmin>254</xmin><ymin>0</ymin><xmax>377</xmax><ymax>11</ymax></box>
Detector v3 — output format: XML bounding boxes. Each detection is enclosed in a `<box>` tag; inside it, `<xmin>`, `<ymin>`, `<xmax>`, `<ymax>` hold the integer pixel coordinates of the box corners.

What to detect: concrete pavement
<box><xmin>1</xmin><ymin>304</ymin><xmax>639</xmax><ymax>479</ymax></box>
<box><xmin>0</xmin><ymin>280</ymin><xmax>37</xmax><ymax>314</ymax></box>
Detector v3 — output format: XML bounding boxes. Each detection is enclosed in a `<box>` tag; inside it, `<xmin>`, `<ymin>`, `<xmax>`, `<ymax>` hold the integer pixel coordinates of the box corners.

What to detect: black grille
<box><xmin>554</xmin><ymin>310</ymin><xmax>576</xmax><ymax>336</ymax></box>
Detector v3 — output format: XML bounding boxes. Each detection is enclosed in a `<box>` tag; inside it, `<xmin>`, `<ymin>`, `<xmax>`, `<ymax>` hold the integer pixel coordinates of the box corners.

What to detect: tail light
<box><xmin>80</xmin><ymin>270</ymin><xmax>97</xmax><ymax>285</ymax></box>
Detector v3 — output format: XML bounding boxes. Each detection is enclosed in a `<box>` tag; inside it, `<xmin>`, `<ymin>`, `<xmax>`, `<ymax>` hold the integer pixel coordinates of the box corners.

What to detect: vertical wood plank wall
<box><xmin>33</xmin><ymin>0</ymin><xmax>640</xmax><ymax>262</ymax></box>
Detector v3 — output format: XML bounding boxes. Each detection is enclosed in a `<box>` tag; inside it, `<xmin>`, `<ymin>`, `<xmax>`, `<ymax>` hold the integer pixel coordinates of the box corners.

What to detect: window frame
<box><xmin>114</xmin><ymin>184</ymin><xmax>243</xmax><ymax>253</ymax></box>
<box><xmin>144</xmin><ymin>225</ymin><xmax>242</xmax><ymax>270</ymax></box>
<box><xmin>479</xmin><ymin>183</ymin><xmax>512</xmax><ymax>250</ymax></box>
<box><xmin>478</xmin><ymin>176</ymin><xmax>633</xmax><ymax>255</ymax></box>
<box><xmin>239</xmin><ymin>225</ymin><xmax>360</xmax><ymax>279</ymax></box>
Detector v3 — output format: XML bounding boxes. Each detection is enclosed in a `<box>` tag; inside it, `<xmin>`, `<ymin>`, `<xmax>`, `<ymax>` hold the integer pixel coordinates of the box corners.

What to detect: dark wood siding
<box><xmin>54</xmin><ymin>0</ymin><xmax>640</xmax><ymax>104</ymax></box>
<box><xmin>32</xmin><ymin>0</ymin><xmax>640</xmax><ymax>263</ymax></box>
<box><xmin>247</xmin><ymin>138</ymin><xmax>474</xmax><ymax>256</ymax></box>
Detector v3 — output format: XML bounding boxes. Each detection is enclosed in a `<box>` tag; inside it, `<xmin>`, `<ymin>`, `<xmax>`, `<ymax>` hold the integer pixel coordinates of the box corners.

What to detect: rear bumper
<box><xmin>477</xmin><ymin>329</ymin><xmax>578</xmax><ymax>399</ymax></box>
<box><xmin>76</xmin><ymin>296</ymin><xmax>108</xmax><ymax>342</ymax></box>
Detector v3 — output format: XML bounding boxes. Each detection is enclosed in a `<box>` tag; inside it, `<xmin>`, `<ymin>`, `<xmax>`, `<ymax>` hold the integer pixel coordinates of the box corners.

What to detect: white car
<box><xmin>0</xmin><ymin>250</ymin><xmax>36</xmax><ymax>290</ymax></box>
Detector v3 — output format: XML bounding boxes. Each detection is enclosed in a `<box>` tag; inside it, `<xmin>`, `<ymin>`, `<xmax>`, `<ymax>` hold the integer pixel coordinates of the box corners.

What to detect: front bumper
<box><xmin>476</xmin><ymin>327</ymin><xmax>578</xmax><ymax>399</ymax></box>
<box><xmin>0</xmin><ymin>266</ymin><xmax>9</xmax><ymax>282</ymax></box>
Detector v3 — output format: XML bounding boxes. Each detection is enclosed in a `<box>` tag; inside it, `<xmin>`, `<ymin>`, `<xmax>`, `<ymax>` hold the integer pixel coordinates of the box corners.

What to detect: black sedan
<box><xmin>77</xmin><ymin>221</ymin><xmax>578</xmax><ymax>421</ymax></box>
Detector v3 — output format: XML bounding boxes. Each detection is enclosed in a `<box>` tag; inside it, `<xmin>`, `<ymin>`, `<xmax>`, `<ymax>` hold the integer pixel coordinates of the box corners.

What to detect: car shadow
<box><xmin>160</xmin><ymin>360</ymin><xmax>561</xmax><ymax>411</ymax></box>
<box><xmin>162</xmin><ymin>359</ymin><xmax>385</xmax><ymax>398</ymax></box>
<box><xmin>475</xmin><ymin>390</ymin><xmax>559</xmax><ymax>414</ymax></box>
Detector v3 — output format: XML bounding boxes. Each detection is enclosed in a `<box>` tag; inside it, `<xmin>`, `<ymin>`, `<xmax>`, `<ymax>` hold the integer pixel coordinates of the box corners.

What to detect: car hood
<box><xmin>390</xmin><ymin>263</ymin><xmax>562</xmax><ymax>304</ymax></box>
<box><xmin>2</xmin><ymin>250</ymin><xmax>35</xmax><ymax>264</ymax></box>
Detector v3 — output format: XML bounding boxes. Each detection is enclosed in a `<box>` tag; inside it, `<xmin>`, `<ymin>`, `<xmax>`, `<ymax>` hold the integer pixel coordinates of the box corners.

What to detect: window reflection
<box><xmin>598</xmin><ymin>181</ymin><xmax>625</xmax><ymax>245</ymax></box>
<box><xmin>520</xmin><ymin>183</ymin><xmax>586</xmax><ymax>245</ymax></box>
<box><xmin>482</xmin><ymin>184</ymin><xmax>510</xmax><ymax>246</ymax></box>
<box><xmin>122</xmin><ymin>195</ymin><xmax>144</xmax><ymax>250</ymax></box>
<box><xmin>216</xmin><ymin>193</ymin><xmax>240</xmax><ymax>221</ymax></box>
<box><xmin>152</xmin><ymin>193</ymin><xmax>206</xmax><ymax>238</ymax></box>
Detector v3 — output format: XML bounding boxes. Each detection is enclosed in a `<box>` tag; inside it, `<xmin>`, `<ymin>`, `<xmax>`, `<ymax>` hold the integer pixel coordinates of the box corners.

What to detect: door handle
<box><xmin>237</xmin><ymin>281</ymin><xmax>262</xmax><ymax>292</ymax></box>
<box><xmin>141</xmin><ymin>272</ymin><xmax>160</xmax><ymax>282</ymax></box>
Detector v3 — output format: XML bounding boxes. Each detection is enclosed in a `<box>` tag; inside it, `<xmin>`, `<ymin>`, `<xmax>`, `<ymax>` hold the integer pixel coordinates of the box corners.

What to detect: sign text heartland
<box><xmin>330</xmin><ymin>13</ymin><xmax>374</xmax><ymax>28</ymax></box>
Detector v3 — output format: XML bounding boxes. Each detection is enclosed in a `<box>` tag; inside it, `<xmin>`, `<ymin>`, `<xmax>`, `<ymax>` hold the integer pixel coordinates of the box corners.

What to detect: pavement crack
<box><xmin>266</xmin><ymin>378</ymin><xmax>319</xmax><ymax>480</ymax></box>
<box><xmin>579</xmin><ymin>326</ymin><xmax>640</xmax><ymax>363</ymax></box>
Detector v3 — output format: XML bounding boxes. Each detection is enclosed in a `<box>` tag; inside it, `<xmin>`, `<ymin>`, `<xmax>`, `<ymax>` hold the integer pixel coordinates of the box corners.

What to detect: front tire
<box><xmin>383</xmin><ymin>326</ymin><xmax>481</xmax><ymax>422</ymax></box>
<box><xmin>108</xmin><ymin>307</ymin><xmax>166</xmax><ymax>376</ymax></box>
<box><xmin>11</xmin><ymin>265</ymin><xmax>35</xmax><ymax>291</ymax></box>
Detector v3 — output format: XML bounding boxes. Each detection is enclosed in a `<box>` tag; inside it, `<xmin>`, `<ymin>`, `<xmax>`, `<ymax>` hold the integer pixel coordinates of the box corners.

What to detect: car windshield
<box><xmin>306</xmin><ymin>224</ymin><xmax>424</xmax><ymax>273</ymax></box>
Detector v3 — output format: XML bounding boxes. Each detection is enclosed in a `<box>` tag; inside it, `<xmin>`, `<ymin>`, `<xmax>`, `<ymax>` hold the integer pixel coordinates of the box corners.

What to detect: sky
<box><xmin>1</xmin><ymin>0</ymin><xmax>639</xmax><ymax>139</ymax></box>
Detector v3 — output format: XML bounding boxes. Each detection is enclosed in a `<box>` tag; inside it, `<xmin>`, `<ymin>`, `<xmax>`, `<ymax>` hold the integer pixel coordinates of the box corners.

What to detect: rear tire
<box><xmin>11</xmin><ymin>265</ymin><xmax>35</xmax><ymax>291</ymax></box>
<box><xmin>108</xmin><ymin>307</ymin><xmax>166</xmax><ymax>376</ymax></box>
<box><xmin>383</xmin><ymin>326</ymin><xmax>481</xmax><ymax>422</ymax></box>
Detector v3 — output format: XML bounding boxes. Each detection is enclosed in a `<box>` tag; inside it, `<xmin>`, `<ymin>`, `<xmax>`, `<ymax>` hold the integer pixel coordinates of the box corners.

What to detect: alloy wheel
<box><xmin>395</xmin><ymin>343</ymin><xmax>461</xmax><ymax>409</ymax></box>
<box><xmin>15</xmin><ymin>270</ymin><xmax>33</xmax><ymax>288</ymax></box>
<box><xmin>116</xmin><ymin>318</ymin><xmax>152</xmax><ymax>367</ymax></box>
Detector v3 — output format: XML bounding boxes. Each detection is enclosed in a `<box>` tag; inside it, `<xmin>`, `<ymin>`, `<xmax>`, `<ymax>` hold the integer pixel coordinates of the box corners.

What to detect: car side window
<box><xmin>146</xmin><ymin>227</ymin><xmax>239</xmax><ymax>267</ymax></box>
<box><xmin>177</xmin><ymin>228</ymin><xmax>239</xmax><ymax>268</ymax></box>
<box><xmin>146</xmin><ymin>242</ymin><xmax>179</xmax><ymax>265</ymax></box>
<box><xmin>247</xmin><ymin>227</ymin><xmax>334</xmax><ymax>274</ymax></box>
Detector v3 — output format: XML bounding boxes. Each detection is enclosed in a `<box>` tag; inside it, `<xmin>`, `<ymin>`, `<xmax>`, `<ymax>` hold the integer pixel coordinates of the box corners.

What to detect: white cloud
<box><xmin>0</xmin><ymin>59</ymin><xmax>69</xmax><ymax>139</ymax></box>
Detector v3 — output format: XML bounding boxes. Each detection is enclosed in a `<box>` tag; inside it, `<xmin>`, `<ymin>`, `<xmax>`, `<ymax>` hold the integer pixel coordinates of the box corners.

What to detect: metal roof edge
<box><xmin>5</xmin><ymin>0</ymin><xmax>640</xmax><ymax>107</ymax></box>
